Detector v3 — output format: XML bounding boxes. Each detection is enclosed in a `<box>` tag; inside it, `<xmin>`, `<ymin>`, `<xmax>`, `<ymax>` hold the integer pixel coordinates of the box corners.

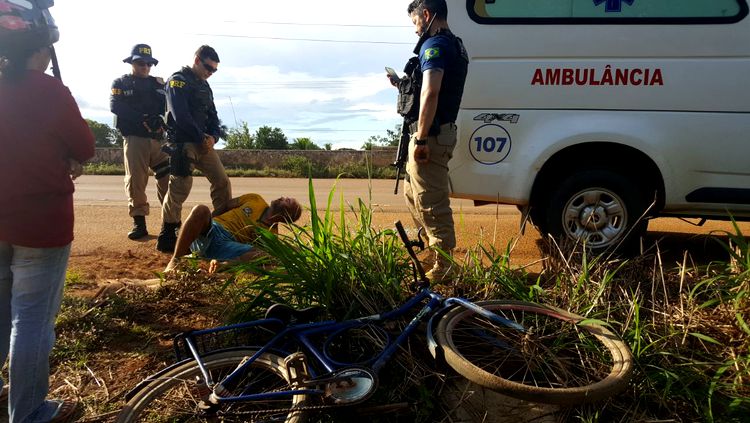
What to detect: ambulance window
<box><xmin>468</xmin><ymin>0</ymin><xmax>748</xmax><ymax>24</ymax></box>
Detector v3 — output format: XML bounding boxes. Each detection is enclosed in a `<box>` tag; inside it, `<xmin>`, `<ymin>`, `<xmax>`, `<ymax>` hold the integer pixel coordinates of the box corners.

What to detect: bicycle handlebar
<box><xmin>395</xmin><ymin>221</ymin><xmax>429</xmax><ymax>289</ymax></box>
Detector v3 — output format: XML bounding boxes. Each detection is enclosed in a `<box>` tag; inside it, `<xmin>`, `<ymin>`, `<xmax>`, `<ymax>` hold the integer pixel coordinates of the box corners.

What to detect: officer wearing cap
<box><xmin>157</xmin><ymin>45</ymin><xmax>231</xmax><ymax>253</ymax></box>
<box><xmin>110</xmin><ymin>43</ymin><xmax>170</xmax><ymax>240</ymax></box>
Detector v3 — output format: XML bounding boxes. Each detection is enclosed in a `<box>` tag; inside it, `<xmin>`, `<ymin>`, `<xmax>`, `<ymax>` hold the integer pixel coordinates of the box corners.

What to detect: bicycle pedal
<box><xmin>197</xmin><ymin>399</ymin><xmax>219</xmax><ymax>413</ymax></box>
<box><xmin>284</xmin><ymin>352</ymin><xmax>310</xmax><ymax>386</ymax></box>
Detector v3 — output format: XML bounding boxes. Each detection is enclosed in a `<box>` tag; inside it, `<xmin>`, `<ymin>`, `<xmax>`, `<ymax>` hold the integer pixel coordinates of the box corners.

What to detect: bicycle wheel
<box><xmin>435</xmin><ymin>300</ymin><xmax>632</xmax><ymax>405</ymax></box>
<box><xmin>116</xmin><ymin>349</ymin><xmax>308</xmax><ymax>423</ymax></box>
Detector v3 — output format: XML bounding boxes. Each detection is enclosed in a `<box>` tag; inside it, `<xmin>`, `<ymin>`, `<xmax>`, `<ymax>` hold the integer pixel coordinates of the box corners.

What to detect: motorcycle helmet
<box><xmin>0</xmin><ymin>0</ymin><xmax>59</xmax><ymax>56</ymax></box>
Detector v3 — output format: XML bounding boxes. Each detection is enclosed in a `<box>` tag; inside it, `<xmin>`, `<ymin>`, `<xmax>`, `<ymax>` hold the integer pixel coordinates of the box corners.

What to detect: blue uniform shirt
<box><xmin>419</xmin><ymin>34</ymin><xmax>451</xmax><ymax>72</ymax></box>
<box><xmin>418</xmin><ymin>31</ymin><xmax>469</xmax><ymax>125</ymax></box>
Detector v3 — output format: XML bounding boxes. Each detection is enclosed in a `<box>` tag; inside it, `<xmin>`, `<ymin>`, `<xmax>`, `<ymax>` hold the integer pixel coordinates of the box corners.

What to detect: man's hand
<box><xmin>387</xmin><ymin>74</ymin><xmax>399</xmax><ymax>87</ymax></box>
<box><xmin>201</xmin><ymin>134</ymin><xmax>216</xmax><ymax>153</ymax></box>
<box><xmin>414</xmin><ymin>144</ymin><xmax>430</xmax><ymax>164</ymax></box>
<box><xmin>69</xmin><ymin>159</ymin><xmax>83</xmax><ymax>180</ymax></box>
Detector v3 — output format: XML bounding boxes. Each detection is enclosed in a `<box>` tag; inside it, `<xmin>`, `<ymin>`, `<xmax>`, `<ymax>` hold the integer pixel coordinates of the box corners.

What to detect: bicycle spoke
<box><xmin>447</xmin><ymin>306</ymin><xmax>614</xmax><ymax>390</ymax></box>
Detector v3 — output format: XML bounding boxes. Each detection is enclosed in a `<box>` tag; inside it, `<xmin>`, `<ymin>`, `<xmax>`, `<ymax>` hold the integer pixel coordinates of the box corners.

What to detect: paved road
<box><xmin>72</xmin><ymin>175</ymin><xmax>750</xmax><ymax>271</ymax></box>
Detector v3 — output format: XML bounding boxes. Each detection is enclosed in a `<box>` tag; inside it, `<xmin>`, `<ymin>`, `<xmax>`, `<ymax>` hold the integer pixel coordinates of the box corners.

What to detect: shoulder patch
<box><xmin>169</xmin><ymin>79</ymin><xmax>186</xmax><ymax>88</ymax></box>
<box><xmin>424</xmin><ymin>47</ymin><xmax>441</xmax><ymax>60</ymax></box>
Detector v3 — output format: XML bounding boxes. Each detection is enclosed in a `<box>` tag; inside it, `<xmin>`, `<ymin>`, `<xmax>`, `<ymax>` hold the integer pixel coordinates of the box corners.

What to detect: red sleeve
<box><xmin>48</xmin><ymin>79</ymin><xmax>96</xmax><ymax>162</ymax></box>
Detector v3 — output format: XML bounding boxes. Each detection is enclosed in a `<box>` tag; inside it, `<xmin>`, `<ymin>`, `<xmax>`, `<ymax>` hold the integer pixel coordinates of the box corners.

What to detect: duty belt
<box><xmin>408</xmin><ymin>122</ymin><xmax>456</xmax><ymax>136</ymax></box>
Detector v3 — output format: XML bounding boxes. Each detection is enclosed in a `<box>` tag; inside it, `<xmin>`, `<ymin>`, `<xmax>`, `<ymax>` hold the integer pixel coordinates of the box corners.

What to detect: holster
<box><xmin>164</xmin><ymin>143</ymin><xmax>191</xmax><ymax>177</ymax></box>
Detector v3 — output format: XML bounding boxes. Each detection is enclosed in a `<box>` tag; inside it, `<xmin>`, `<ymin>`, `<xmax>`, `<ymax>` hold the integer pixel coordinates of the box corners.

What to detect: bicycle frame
<box><xmin>178</xmin><ymin>284</ymin><xmax>524</xmax><ymax>405</ymax></box>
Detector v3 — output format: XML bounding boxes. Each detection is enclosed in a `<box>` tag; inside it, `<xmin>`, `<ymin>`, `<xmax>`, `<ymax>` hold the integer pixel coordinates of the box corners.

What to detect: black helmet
<box><xmin>0</xmin><ymin>0</ymin><xmax>59</xmax><ymax>56</ymax></box>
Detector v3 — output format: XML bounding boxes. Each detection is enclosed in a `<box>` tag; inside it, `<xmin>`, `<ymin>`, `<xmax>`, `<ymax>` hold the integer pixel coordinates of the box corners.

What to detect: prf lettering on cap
<box><xmin>139</xmin><ymin>47</ymin><xmax>151</xmax><ymax>55</ymax></box>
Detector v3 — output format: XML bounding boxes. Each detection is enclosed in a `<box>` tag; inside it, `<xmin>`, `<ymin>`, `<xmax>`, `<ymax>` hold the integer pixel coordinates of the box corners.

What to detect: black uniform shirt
<box><xmin>165</xmin><ymin>66</ymin><xmax>220</xmax><ymax>144</ymax></box>
<box><xmin>110</xmin><ymin>74</ymin><xmax>166</xmax><ymax>138</ymax></box>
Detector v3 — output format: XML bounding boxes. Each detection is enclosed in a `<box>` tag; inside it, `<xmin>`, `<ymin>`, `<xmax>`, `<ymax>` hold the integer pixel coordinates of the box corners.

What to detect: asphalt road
<box><xmin>72</xmin><ymin>175</ymin><xmax>750</xmax><ymax>270</ymax></box>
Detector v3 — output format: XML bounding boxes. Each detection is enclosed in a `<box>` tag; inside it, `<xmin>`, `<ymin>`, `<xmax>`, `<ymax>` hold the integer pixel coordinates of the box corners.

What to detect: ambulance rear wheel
<box><xmin>544</xmin><ymin>170</ymin><xmax>648</xmax><ymax>255</ymax></box>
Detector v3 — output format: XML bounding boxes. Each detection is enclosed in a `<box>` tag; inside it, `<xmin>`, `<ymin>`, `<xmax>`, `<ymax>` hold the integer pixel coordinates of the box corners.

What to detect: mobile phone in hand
<box><xmin>385</xmin><ymin>66</ymin><xmax>400</xmax><ymax>82</ymax></box>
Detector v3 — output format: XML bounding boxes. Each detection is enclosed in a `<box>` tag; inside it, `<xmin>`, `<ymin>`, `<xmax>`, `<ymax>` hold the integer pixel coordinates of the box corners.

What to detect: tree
<box><xmin>86</xmin><ymin>119</ymin><xmax>122</xmax><ymax>147</ymax></box>
<box><xmin>224</xmin><ymin>121</ymin><xmax>255</xmax><ymax>149</ymax></box>
<box><xmin>361</xmin><ymin>135</ymin><xmax>384</xmax><ymax>150</ymax></box>
<box><xmin>324</xmin><ymin>143</ymin><xmax>332</xmax><ymax>151</ymax></box>
<box><xmin>254</xmin><ymin>126</ymin><xmax>288</xmax><ymax>150</ymax></box>
<box><xmin>289</xmin><ymin>137</ymin><xmax>321</xmax><ymax>150</ymax></box>
<box><xmin>384</xmin><ymin>123</ymin><xmax>401</xmax><ymax>147</ymax></box>
<box><xmin>363</xmin><ymin>123</ymin><xmax>401</xmax><ymax>149</ymax></box>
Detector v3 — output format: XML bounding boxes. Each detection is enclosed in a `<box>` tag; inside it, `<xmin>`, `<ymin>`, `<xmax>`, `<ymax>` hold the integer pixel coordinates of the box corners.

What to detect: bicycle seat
<box><xmin>265</xmin><ymin>303</ymin><xmax>324</xmax><ymax>325</ymax></box>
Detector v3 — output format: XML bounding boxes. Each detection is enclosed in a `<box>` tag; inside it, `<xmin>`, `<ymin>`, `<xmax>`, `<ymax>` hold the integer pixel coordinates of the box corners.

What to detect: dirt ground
<box><xmin>25</xmin><ymin>176</ymin><xmax>749</xmax><ymax>422</ymax></box>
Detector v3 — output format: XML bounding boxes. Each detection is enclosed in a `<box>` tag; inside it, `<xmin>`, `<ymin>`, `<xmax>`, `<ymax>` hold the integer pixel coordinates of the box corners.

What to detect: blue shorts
<box><xmin>190</xmin><ymin>221</ymin><xmax>253</xmax><ymax>261</ymax></box>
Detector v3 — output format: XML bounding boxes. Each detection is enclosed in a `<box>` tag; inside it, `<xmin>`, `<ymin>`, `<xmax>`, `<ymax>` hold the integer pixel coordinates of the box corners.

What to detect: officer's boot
<box><xmin>128</xmin><ymin>216</ymin><xmax>148</xmax><ymax>240</ymax></box>
<box><xmin>425</xmin><ymin>249</ymin><xmax>455</xmax><ymax>283</ymax></box>
<box><xmin>156</xmin><ymin>221</ymin><xmax>181</xmax><ymax>253</ymax></box>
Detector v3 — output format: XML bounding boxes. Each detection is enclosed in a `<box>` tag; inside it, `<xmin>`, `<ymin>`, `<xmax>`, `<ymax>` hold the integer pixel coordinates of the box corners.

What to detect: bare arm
<box><xmin>413</xmin><ymin>69</ymin><xmax>444</xmax><ymax>163</ymax></box>
<box><xmin>416</xmin><ymin>69</ymin><xmax>443</xmax><ymax>140</ymax></box>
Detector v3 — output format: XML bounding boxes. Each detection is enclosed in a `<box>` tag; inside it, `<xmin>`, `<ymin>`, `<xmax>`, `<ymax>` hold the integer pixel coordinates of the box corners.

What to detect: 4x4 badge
<box><xmin>474</xmin><ymin>113</ymin><xmax>520</xmax><ymax>124</ymax></box>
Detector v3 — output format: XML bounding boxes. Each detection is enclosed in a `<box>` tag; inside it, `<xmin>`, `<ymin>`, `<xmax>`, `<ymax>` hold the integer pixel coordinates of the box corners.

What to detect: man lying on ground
<box><xmin>164</xmin><ymin>194</ymin><xmax>302</xmax><ymax>272</ymax></box>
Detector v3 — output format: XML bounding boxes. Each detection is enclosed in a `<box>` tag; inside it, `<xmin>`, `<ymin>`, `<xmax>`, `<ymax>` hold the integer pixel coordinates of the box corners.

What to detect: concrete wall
<box><xmin>92</xmin><ymin>148</ymin><xmax>397</xmax><ymax>168</ymax></box>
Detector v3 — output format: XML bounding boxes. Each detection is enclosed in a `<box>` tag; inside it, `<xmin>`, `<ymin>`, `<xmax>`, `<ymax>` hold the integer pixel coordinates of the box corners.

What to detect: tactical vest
<box><xmin>167</xmin><ymin>66</ymin><xmax>215</xmax><ymax>143</ymax></box>
<box><xmin>113</xmin><ymin>74</ymin><xmax>165</xmax><ymax>137</ymax></box>
<box><xmin>396</xmin><ymin>56</ymin><xmax>422</xmax><ymax>124</ymax></box>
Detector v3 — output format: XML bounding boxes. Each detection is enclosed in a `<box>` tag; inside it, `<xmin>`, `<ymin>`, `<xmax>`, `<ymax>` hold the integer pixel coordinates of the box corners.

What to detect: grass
<box><xmin>219</xmin><ymin>177</ymin><xmax>411</xmax><ymax>321</ymax></box>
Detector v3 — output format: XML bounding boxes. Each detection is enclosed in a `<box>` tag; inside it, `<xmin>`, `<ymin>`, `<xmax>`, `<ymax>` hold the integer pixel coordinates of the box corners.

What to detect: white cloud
<box><xmin>50</xmin><ymin>0</ymin><xmax>417</xmax><ymax>147</ymax></box>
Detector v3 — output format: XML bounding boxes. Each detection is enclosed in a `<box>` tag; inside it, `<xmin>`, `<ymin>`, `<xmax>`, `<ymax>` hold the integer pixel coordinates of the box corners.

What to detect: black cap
<box><xmin>123</xmin><ymin>43</ymin><xmax>158</xmax><ymax>65</ymax></box>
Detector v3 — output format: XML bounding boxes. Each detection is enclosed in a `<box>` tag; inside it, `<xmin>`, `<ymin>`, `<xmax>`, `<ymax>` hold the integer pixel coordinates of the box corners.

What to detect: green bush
<box><xmin>223</xmin><ymin>178</ymin><xmax>411</xmax><ymax>321</ymax></box>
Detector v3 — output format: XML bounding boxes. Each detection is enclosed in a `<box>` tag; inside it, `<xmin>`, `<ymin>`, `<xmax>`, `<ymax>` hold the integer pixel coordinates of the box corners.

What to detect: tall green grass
<box><xmin>223</xmin><ymin>177</ymin><xmax>411</xmax><ymax>321</ymax></box>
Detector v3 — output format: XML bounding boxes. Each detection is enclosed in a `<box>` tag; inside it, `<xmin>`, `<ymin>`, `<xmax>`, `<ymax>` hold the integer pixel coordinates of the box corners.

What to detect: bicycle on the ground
<box><xmin>116</xmin><ymin>221</ymin><xmax>633</xmax><ymax>422</ymax></box>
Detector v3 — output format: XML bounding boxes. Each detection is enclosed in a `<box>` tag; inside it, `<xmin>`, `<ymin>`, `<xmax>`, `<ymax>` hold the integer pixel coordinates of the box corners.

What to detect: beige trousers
<box><xmin>403</xmin><ymin>123</ymin><xmax>457</xmax><ymax>251</ymax></box>
<box><xmin>161</xmin><ymin>142</ymin><xmax>232</xmax><ymax>224</ymax></box>
<box><xmin>124</xmin><ymin>135</ymin><xmax>170</xmax><ymax>217</ymax></box>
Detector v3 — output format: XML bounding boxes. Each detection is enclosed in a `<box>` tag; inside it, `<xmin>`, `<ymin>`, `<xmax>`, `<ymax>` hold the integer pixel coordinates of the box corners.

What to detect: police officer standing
<box><xmin>394</xmin><ymin>0</ymin><xmax>468</xmax><ymax>281</ymax></box>
<box><xmin>157</xmin><ymin>45</ymin><xmax>231</xmax><ymax>253</ymax></box>
<box><xmin>111</xmin><ymin>44</ymin><xmax>170</xmax><ymax>240</ymax></box>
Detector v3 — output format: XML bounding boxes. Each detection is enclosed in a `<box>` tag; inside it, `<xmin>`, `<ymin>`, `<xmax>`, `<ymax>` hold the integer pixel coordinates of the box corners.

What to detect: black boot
<box><xmin>128</xmin><ymin>216</ymin><xmax>148</xmax><ymax>240</ymax></box>
<box><xmin>156</xmin><ymin>221</ymin><xmax>180</xmax><ymax>253</ymax></box>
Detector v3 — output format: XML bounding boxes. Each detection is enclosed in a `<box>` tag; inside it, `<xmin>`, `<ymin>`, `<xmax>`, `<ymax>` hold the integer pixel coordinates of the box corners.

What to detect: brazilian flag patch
<box><xmin>424</xmin><ymin>47</ymin><xmax>441</xmax><ymax>60</ymax></box>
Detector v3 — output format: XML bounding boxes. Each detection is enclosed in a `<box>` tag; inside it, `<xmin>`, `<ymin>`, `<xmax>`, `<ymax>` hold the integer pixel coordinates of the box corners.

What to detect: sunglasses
<box><xmin>133</xmin><ymin>61</ymin><xmax>153</xmax><ymax>67</ymax></box>
<box><xmin>201</xmin><ymin>60</ymin><xmax>218</xmax><ymax>74</ymax></box>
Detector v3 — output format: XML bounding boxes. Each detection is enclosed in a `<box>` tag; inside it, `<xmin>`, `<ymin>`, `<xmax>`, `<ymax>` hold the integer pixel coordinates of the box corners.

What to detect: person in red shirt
<box><xmin>0</xmin><ymin>37</ymin><xmax>95</xmax><ymax>423</ymax></box>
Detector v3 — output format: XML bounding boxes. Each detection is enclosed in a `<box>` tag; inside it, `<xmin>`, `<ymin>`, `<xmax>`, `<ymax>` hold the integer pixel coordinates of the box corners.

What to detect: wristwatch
<box><xmin>414</xmin><ymin>138</ymin><xmax>427</xmax><ymax>146</ymax></box>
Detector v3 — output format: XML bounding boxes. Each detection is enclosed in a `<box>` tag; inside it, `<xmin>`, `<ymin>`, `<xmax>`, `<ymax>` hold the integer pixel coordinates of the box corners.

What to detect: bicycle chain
<box><xmin>209</xmin><ymin>401</ymin><xmax>344</xmax><ymax>418</ymax></box>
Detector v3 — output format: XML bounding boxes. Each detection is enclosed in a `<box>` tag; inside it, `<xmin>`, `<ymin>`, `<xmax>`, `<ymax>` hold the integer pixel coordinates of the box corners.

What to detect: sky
<box><xmin>50</xmin><ymin>0</ymin><xmax>419</xmax><ymax>149</ymax></box>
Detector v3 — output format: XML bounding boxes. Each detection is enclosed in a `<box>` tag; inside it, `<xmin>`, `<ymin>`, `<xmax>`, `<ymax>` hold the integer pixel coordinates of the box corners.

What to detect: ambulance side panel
<box><xmin>448</xmin><ymin>2</ymin><xmax>750</xmax><ymax>219</ymax></box>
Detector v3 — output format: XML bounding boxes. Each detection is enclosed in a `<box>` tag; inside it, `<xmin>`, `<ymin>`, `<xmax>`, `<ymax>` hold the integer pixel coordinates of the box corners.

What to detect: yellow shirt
<box><xmin>213</xmin><ymin>194</ymin><xmax>270</xmax><ymax>244</ymax></box>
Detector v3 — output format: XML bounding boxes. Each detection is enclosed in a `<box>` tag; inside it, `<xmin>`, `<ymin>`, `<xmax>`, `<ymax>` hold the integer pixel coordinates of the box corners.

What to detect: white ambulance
<box><xmin>447</xmin><ymin>0</ymin><xmax>750</xmax><ymax>252</ymax></box>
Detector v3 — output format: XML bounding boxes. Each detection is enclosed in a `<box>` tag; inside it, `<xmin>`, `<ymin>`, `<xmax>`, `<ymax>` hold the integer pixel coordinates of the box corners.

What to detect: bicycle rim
<box><xmin>436</xmin><ymin>300</ymin><xmax>632</xmax><ymax>405</ymax></box>
<box><xmin>116</xmin><ymin>349</ymin><xmax>307</xmax><ymax>423</ymax></box>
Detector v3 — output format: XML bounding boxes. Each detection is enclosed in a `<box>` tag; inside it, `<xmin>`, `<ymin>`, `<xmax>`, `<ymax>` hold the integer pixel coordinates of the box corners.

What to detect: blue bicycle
<box><xmin>117</xmin><ymin>221</ymin><xmax>632</xmax><ymax>422</ymax></box>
